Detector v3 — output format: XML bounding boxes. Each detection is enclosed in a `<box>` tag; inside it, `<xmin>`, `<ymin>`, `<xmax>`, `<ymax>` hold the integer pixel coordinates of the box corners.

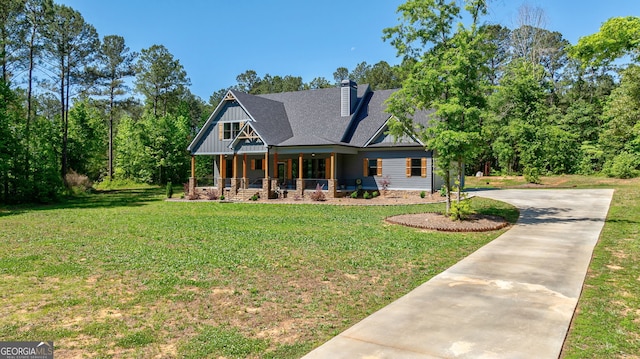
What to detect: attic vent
<box><xmin>341</xmin><ymin>80</ymin><xmax>357</xmax><ymax>117</ymax></box>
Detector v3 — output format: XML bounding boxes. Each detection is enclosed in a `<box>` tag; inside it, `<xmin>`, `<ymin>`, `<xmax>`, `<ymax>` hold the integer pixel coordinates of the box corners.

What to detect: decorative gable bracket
<box><xmin>228</xmin><ymin>122</ymin><xmax>265</xmax><ymax>149</ymax></box>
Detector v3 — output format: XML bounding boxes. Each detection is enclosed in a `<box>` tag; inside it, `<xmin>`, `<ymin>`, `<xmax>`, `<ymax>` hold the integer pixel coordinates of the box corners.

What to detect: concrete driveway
<box><xmin>303</xmin><ymin>189</ymin><xmax>614</xmax><ymax>359</ymax></box>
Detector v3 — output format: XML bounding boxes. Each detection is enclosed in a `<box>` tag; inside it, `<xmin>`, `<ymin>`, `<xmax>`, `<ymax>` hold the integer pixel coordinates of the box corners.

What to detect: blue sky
<box><xmin>57</xmin><ymin>0</ymin><xmax>640</xmax><ymax>100</ymax></box>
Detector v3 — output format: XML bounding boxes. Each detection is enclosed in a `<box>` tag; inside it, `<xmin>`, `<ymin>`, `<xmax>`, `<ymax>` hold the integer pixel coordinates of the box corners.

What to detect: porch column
<box><xmin>273</xmin><ymin>152</ymin><xmax>278</xmax><ymax>182</ymax></box>
<box><xmin>231</xmin><ymin>153</ymin><xmax>238</xmax><ymax>195</ymax></box>
<box><xmin>264</xmin><ymin>150</ymin><xmax>269</xmax><ymax>178</ymax></box>
<box><xmin>189</xmin><ymin>155</ymin><xmax>196</xmax><ymax>196</ymax></box>
<box><xmin>297</xmin><ymin>153</ymin><xmax>304</xmax><ymax>198</ymax></box>
<box><xmin>191</xmin><ymin>155</ymin><xmax>196</xmax><ymax>178</ymax></box>
<box><xmin>327</xmin><ymin>152</ymin><xmax>337</xmax><ymax>198</ymax></box>
<box><xmin>218</xmin><ymin>155</ymin><xmax>225</xmax><ymax>190</ymax></box>
<box><xmin>242</xmin><ymin>153</ymin><xmax>247</xmax><ymax>189</ymax></box>
<box><xmin>263</xmin><ymin>149</ymin><xmax>271</xmax><ymax>199</ymax></box>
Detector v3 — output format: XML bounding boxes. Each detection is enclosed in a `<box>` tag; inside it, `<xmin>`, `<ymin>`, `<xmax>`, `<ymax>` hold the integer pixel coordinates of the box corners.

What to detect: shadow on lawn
<box><xmin>0</xmin><ymin>187</ymin><xmax>163</xmax><ymax>216</ymax></box>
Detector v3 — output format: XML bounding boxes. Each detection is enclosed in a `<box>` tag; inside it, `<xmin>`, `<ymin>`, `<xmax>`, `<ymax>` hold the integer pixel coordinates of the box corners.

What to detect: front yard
<box><xmin>2</xmin><ymin>174</ymin><xmax>637</xmax><ymax>358</ymax></box>
<box><xmin>0</xmin><ymin>188</ymin><xmax>515</xmax><ymax>358</ymax></box>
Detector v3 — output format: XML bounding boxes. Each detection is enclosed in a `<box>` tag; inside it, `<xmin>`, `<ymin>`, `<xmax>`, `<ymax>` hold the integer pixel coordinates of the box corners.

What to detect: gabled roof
<box><xmin>256</xmin><ymin>85</ymin><xmax>369</xmax><ymax>146</ymax></box>
<box><xmin>231</xmin><ymin>91</ymin><xmax>293</xmax><ymax>145</ymax></box>
<box><xmin>189</xmin><ymin>83</ymin><xmax>433</xmax><ymax>154</ymax></box>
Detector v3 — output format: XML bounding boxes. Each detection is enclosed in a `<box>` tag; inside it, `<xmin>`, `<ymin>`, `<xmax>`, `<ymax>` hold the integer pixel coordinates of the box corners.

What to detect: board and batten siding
<box><xmin>191</xmin><ymin>102</ymin><xmax>254</xmax><ymax>155</ymax></box>
<box><xmin>341</xmin><ymin>149</ymin><xmax>435</xmax><ymax>191</ymax></box>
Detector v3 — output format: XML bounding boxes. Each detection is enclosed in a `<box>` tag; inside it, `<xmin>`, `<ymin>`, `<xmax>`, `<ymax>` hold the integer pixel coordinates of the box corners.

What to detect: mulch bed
<box><xmin>385</xmin><ymin>212</ymin><xmax>509</xmax><ymax>232</ymax></box>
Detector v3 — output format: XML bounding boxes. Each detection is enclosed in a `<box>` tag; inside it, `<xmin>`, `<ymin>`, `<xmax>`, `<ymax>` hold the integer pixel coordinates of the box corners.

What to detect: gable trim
<box><xmin>364</xmin><ymin>116</ymin><xmax>424</xmax><ymax>147</ymax></box>
<box><xmin>229</xmin><ymin>121</ymin><xmax>268</xmax><ymax>149</ymax></box>
<box><xmin>188</xmin><ymin>90</ymin><xmax>259</xmax><ymax>153</ymax></box>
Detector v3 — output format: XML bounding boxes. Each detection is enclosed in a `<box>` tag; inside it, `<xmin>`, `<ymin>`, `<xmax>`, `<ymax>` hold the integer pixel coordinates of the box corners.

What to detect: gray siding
<box><xmin>191</xmin><ymin>103</ymin><xmax>253</xmax><ymax>155</ymax></box>
<box><xmin>340</xmin><ymin>149</ymin><xmax>435</xmax><ymax>191</ymax></box>
<box><xmin>234</xmin><ymin>139</ymin><xmax>267</xmax><ymax>153</ymax></box>
<box><xmin>370</xmin><ymin>130</ymin><xmax>419</xmax><ymax>145</ymax></box>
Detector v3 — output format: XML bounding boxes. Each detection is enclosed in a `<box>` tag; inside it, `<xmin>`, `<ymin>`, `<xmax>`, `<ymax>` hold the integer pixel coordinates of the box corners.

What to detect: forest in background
<box><xmin>1</xmin><ymin>0</ymin><xmax>639</xmax><ymax>204</ymax></box>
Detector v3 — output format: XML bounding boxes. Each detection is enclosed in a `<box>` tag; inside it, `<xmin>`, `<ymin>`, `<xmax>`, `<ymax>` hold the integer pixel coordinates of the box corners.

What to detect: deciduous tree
<box><xmin>384</xmin><ymin>0</ymin><xmax>489</xmax><ymax>214</ymax></box>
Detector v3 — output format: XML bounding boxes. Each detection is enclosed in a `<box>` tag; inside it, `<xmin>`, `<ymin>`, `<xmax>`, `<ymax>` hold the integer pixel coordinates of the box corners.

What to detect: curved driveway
<box><xmin>304</xmin><ymin>189</ymin><xmax>614</xmax><ymax>359</ymax></box>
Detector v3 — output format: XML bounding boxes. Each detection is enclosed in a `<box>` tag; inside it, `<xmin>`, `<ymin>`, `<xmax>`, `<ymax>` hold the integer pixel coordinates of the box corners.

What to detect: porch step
<box><xmin>233</xmin><ymin>188</ymin><xmax>262</xmax><ymax>201</ymax></box>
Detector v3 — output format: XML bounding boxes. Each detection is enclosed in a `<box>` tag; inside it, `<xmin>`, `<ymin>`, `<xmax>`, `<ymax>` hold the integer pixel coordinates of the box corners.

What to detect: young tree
<box><xmin>135</xmin><ymin>44</ymin><xmax>190</xmax><ymax>116</ymax></box>
<box><xmin>91</xmin><ymin>34</ymin><xmax>137</xmax><ymax>178</ymax></box>
<box><xmin>67</xmin><ymin>98</ymin><xmax>107</xmax><ymax>179</ymax></box>
<box><xmin>42</xmin><ymin>4</ymin><xmax>99</xmax><ymax>181</ymax></box>
<box><xmin>383</xmin><ymin>0</ymin><xmax>489</xmax><ymax>215</ymax></box>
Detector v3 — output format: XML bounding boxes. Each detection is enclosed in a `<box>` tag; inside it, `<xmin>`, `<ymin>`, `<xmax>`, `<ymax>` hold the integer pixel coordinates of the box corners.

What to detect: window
<box><xmin>364</xmin><ymin>158</ymin><xmax>383</xmax><ymax>177</ymax></box>
<box><xmin>251</xmin><ymin>159</ymin><xmax>264</xmax><ymax>170</ymax></box>
<box><xmin>303</xmin><ymin>159</ymin><xmax>326</xmax><ymax>179</ymax></box>
<box><xmin>406</xmin><ymin>158</ymin><xmax>427</xmax><ymax>177</ymax></box>
<box><xmin>222</xmin><ymin>122</ymin><xmax>241</xmax><ymax>140</ymax></box>
<box><xmin>411</xmin><ymin>158</ymin><xmax>422</xmax><ymax>176</ymax></box>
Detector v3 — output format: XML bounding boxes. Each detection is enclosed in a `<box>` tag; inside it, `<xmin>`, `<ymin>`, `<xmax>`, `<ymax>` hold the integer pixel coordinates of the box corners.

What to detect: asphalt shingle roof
<box><xmin>223</xmin><ymin>84</ymin><xmax>435</xmax><ymax>148</ymax></box>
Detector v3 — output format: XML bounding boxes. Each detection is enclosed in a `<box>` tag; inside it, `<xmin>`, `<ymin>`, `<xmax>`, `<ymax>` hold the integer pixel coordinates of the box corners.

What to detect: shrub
<box><xmin>250</xmin><ymin>193</ymin><xmax>259</xmax><ymax>201</ymax></box>
<box><xmin>439</xmin><ymin>186</ymin><xmax>448</xmax><ymax>197</ymax></box>
<box><xmin>220</xmin><ymin>194</ymin><xmax>225</xmax><ymax>201</ymax></box>
<box><xmin>420</xmin><ymin>191</ymin><xmax>426</xmax><ymax>199</ymax></box>
<box><xmin>603</xmin><ymin>152</ymin><xmax>640</xmax><ymax>179</ymax></box>
<box><xmin>65</xmin><ymin>170</ymin><xmax>93</xmax><ymax>195</ymax></box>
<box><xmin>372</xmin><ymin>191</ymin><xmax>379</xmax><ymax>198</ymax></box>
<box><xmin>166</xmin><ymin>181</ymin><xmax>173</xmax><ymax>198</ymax></box>
<box><xmin>204</xmin><ymin>189</ymin><xmax>219</xmax><ymax>200</ymax></box>
<box><xmin>350</xmin><ymin>191</ymin><xmax>358</xmax><ymax>199</ymax></box>
<box><xmin>363</xmin><ymin>191</ymin><xmax>371</xmax><ymax>199</ymax></box>
<box><xmin>309</xmin><ymin>183</ymin><xmax>326</xmax><ymax>201</ymax></box>
<box><xmin>380</xmin><ymin>176</ymin><xmax>391</xmax><ymax>195</ymax></box>
<box><xmin>523</xmin><ymin>167</ymin><xmax>541</xmax><ymax>184</ymax></box>
<box><xmin>449</xmin><ymin>199</ymin><xmax>474</xmax><ymax>221</ymax></box>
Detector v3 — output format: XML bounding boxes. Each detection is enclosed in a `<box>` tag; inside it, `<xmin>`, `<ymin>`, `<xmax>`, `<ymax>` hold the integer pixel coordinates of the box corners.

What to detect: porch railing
<box><xmin>303</xmin><ymin>179</ymin><xmax>328</xmax><ymax>190</ymax></box>
<box><xmin>196</xmin><ymin>176</ymin><xmax>216</xmax><ymax>187</ymax></box>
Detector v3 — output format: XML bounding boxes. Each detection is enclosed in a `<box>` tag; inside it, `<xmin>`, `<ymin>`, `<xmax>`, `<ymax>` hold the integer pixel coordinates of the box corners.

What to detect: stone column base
<box><xmin>188</xmin><ymin>177</ymin><xmax>197</xmax><ymax>196</ymax></box>
<box><xmin>262</xmin><ymin>177</ymin><xmax>271</xmax><ymax>199</ymax></box>
<box><xmin>296</xmin><ymin>179</ymin><xmax>304</xmax><ymax>198</ymax></box>
<box><xmin>327</xmin><ymin>179</ymin><xmax>337</xmax><ymax>198</ymax></box>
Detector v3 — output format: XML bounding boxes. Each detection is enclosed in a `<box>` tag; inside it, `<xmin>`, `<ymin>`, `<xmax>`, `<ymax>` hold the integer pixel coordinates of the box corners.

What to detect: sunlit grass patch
<box><xmin>0</xmin><ymin>185</ymin><xmax>524</xmax><ymax>358</ymax></box>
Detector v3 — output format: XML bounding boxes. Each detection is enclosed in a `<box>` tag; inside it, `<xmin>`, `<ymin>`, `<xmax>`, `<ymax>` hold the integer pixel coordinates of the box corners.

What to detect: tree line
<box><xmin>384</xmin><ymin>1</ymin><xmax>639</xmax><ymax>214</ymax></box>
<box><xmin>1</xmin><ymin>0</ymin><xmax>638</xmax><ymax>204</ymax></box>
<box><xmin>0</xmin><ymin>0</ymin><xmax>402</xmax><ymax>204</ymax></box>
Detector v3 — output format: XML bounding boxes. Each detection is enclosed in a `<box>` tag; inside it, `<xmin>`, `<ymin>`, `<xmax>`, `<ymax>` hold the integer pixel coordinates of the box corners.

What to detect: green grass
<box><xmin>0</xmin><ymin>186</ymin><xmax>517</xmax><ymax>358</ymax></box>
<box><xmin>561</xmin><ymin>179</ymin><xmax>640</xmax><ymax>358</ymax></box>
<box><xmin>5</xmin><ymin>176</ymin><xmax>636</xmax><ymax>358</ymax></box>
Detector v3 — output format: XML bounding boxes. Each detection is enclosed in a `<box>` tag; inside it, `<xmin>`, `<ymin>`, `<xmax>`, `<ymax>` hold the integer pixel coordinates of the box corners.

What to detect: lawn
<box><xmin>466</xmin><ymin>174</ymin><xmax>640</xmax><ymax>358</ymax></box>
<box><xmin>0</xmin><ymin>188</ymin><xmax>517</xmax><ymax>358</ymax></box>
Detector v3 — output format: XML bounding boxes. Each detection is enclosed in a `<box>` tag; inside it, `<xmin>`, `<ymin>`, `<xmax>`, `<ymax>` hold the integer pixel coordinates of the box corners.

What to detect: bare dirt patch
<box><xmin>385</xmin><ymin>212</ymin><xmax>509</xmax><ymax>232</ymax></box>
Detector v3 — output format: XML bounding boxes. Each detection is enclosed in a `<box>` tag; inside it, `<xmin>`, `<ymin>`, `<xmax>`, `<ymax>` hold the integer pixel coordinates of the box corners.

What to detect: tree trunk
<box><xmin>60</xmin><ymin>58</ymin><xmax>67</xmax><ymax>184</ymax></box>
<box><xmin>108</xmin><ymin>87</ymin><xmax>114</xmax><ymax>178</ymax></box>
<box><xmin>25</xmin><ymin>26</ymin><xmax>37</xmax><ymax>187</ymax></box>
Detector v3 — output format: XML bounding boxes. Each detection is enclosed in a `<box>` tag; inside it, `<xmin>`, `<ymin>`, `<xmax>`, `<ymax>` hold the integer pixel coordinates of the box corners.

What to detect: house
<box><xmin>186</xmin><ymin>80</ymin><xmax>444</xmax><ymax>199</ymax></box>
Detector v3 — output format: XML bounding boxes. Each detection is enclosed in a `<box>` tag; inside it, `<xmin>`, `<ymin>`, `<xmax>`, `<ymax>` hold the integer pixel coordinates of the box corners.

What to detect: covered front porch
<box><xmin>188</xmin><ymin>149</ymin><xmax>353</xmax><ymax>200</ymax></box>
